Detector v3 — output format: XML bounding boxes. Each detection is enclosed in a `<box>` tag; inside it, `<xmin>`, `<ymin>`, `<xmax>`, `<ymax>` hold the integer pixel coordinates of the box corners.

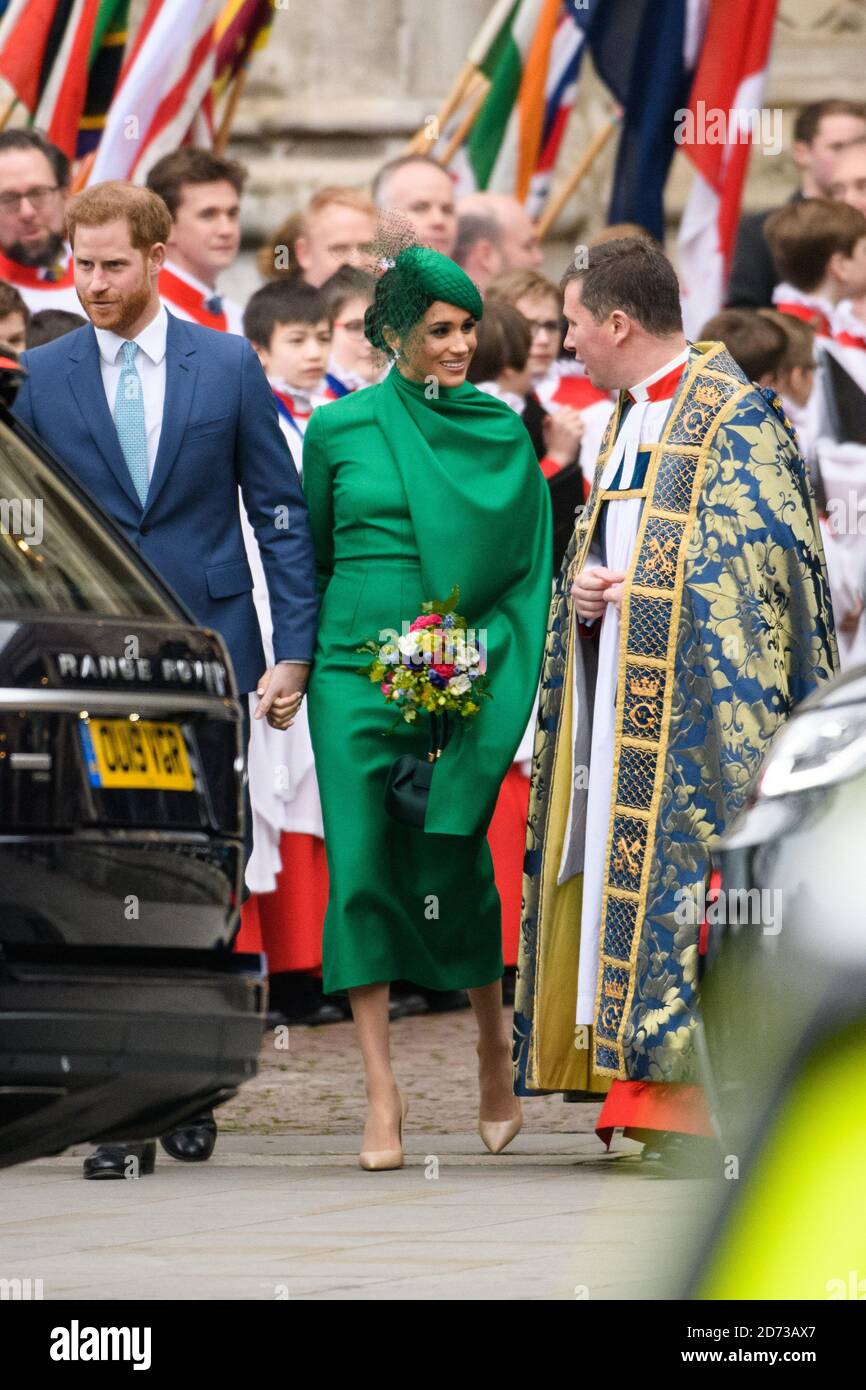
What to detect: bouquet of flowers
<box><xmin>356</xmin><ymin>585</ymin><xmax>490</xmax><ymax>729</ymax></box>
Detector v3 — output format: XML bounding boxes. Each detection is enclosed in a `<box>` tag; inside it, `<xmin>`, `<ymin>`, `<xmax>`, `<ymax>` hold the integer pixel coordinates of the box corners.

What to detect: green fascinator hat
<box><xmin>364</xmin><ymin>245</ymin><xmax>484</xmax><ymax>356</ymax></box>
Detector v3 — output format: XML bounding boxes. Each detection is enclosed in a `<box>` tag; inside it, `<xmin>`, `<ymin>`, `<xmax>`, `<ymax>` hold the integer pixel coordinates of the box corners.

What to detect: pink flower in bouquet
<box><xmin>380</xmin><ymin>682</ymin><xmax>392</xmax><ymax>696</ymax></box>
<box><xmin>409</xmin><ymin>614</ymin><xmax>442</xmax><ymax>631</ymax></box>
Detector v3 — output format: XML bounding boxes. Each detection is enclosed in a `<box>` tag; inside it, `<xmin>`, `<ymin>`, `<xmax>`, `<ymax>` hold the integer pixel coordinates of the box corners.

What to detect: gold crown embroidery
<box><xmin>693</xmin><ymin>381</ymin><xmax>724</xmax><ymax>409</ymax></box>
<box><xmin>628</xmin><ymin>673</ymin><xmax>660</xmax><ymax>699</ymax></box>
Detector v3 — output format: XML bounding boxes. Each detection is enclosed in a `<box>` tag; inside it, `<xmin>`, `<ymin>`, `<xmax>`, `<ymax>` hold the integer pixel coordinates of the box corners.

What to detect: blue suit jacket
<box><xmin>14</xmin><ymin>311</ymin><xmax>318</xmax><ymax>692</ymax></box>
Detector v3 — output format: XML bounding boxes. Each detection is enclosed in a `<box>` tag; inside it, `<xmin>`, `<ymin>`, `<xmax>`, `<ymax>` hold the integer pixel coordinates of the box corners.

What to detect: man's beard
<box><xmin>5</xmin><ymin>231</ymin><xmax>65</xmax><ymax>268</ymax></box>
<box><xmin>82</xmin><ymin>277</ymin><xmax>153</xmax><ymax>335</ymax></box>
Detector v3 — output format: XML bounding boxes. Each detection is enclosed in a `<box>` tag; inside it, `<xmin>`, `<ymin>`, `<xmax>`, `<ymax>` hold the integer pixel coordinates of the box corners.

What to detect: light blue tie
<box><xmin>114</xmin><ymin>340</ymin><xmax>149</xmax><ymax>505</ymax></box>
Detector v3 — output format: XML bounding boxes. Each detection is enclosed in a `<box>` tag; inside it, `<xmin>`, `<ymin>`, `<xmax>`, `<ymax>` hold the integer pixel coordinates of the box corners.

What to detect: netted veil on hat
<box><xmin>363</xmin><ymin>217</ymin><xmax>483</xmax><ymax>357</ymax></box>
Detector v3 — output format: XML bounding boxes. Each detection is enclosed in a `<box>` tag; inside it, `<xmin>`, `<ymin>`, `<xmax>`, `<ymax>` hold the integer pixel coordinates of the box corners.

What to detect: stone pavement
<box><xmin>0</xmin><ymin>1011</ymin><xmax>713</xmax><ymax>1300</ymax></box>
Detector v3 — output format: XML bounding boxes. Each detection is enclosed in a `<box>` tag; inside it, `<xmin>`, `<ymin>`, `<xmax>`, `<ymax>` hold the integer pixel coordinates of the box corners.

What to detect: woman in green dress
<box><xmin>302</xmin><ymin>245</ymin><xmax>551</xmax><ymax>1169</ymax></box>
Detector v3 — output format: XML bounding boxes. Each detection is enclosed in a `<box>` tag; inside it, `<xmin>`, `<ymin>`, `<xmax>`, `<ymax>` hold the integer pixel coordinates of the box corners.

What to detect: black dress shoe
<box><xmin>640</xmin><ymin>1132</ymin><xmax>719</xmax><ymax>1177</ymax></box>
<box><xmin>83</xmin><ymin>1141</ymin><xmax>156</xmax><ymax>1180</ymax></box>
<box><xmin>269</xmin><ymin>975</ymin><xmax>347</xmax><ymax>1026</ymax></box>
<box><xmin>159</xmin><ymin>1111</ymin><xmax>217</xmax><ymax>1163</ymax></box>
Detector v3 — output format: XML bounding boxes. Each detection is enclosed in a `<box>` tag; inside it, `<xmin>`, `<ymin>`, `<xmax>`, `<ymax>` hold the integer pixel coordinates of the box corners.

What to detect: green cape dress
<box><xmin>303</xmin><ymin>366</ymin><xmax>551</xmax><ymax>993</ymax></box>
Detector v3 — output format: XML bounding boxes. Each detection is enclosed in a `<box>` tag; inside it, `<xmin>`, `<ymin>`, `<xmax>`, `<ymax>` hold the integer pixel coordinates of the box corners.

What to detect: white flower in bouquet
<box><xmin>448</xmin><ymin>673</ymin><xmax>472</xmax><ymax>694</ymax></box>
<box><xmin>398</xmin><ymin>630</ymin><xmax>422</xmax><ymax>658</ymax></box>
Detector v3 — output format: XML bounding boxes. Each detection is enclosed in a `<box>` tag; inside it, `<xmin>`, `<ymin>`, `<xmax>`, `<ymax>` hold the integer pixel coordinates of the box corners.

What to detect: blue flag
<box><xmin>567</xmin><ymin>0</ymin><xmax>699</xmax><ymax>240</ymax></box>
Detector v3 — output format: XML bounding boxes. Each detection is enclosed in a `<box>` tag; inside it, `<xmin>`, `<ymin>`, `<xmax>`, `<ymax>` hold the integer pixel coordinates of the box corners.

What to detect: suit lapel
<box><xmin>143</xmin><ymin>311</ymin><xmax>198</xmax><ymax>517</ymax></box>
<box><xmin>66</xmin><ymin>326</ymin><xmax>143</xmax><ymax>511</ymax></box>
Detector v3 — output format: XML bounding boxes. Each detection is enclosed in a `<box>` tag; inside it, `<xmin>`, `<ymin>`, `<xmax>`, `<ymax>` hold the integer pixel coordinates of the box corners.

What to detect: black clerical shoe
<box><xmin>83</xmin><ymin>1141</ymin><xmax>156</xmax><ymax>1180</ymax></box>
<box><xmin>159</xmin><ymin>1111</ymin><xmax>217</xmax><ymax>1163</ymax></box>
<box><xmin>640</xmin><ymin>1132</ymin><xmax>719</xmax><ymax>1177</ymax></box>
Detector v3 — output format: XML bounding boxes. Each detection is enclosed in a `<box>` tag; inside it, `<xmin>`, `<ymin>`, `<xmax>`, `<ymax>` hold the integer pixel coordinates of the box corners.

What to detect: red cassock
<box><xmin>236</xmin><ymin>832</ymin><xmax>329</xmax><ymax>974</ymax></box>
<box><xmin>486</xmin><ymin>766</ymin><xmax>531</xmax><ymax>967</ymax></box>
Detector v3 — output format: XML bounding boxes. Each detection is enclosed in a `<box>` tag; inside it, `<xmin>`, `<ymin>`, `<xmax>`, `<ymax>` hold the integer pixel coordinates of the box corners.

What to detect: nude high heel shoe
<box><xmin>479</xmin><ymin>1099</ymin><xmax>523</xmax><ymax>1155</ymax></box>
<box><xmin>359</xmin><ymin>1091</ymin><xmax>408</xmax><ymax>1171</ymax></box>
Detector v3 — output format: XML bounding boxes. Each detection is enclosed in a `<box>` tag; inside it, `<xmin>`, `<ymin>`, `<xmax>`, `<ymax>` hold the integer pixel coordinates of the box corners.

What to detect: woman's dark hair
<box><xmin>467</xmin><ymin>299</ymin><xmax>531</xmax><ymax>382</ymax></box>
<box><xmin>560</xmin><ymin>236</ymin><xmax>682</xmax><ymax>336</ymax></box>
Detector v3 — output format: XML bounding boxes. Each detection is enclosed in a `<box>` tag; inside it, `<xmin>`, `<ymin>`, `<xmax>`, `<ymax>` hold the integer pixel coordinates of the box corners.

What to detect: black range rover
<box><xmin>0</xmin><ymin>366</ymin><xmax>266</xmax><ymax>1168</ymax></box>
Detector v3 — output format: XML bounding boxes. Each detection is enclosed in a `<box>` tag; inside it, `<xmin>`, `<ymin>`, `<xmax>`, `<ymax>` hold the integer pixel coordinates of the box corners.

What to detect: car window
<box><xmin>0</xmin><ymin>419</ymin><xmax>178</xmax><ymax>618</ymax></box>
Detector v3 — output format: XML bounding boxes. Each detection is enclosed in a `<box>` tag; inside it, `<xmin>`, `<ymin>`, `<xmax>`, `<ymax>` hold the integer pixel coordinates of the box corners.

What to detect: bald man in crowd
<box><xmin>371</xmin><ymin>153</ymin><xmax>457</xmax><ymax>256</ymax></box>
<box><xmin>457</xmin><ymin>190</ymin><xmax>544</xmax><ymax>271</ymax></box>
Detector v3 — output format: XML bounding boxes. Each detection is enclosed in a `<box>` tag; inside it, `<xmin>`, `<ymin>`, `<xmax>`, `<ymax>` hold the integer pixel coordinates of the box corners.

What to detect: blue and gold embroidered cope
<box><xmin>514</xmin><ymin>342</ymin><xmax>838</xmax><ymax>1095</ymax></box>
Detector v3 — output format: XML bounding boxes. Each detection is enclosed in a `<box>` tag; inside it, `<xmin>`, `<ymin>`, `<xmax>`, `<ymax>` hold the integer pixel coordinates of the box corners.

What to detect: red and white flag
<box><xmin>34</xmin><ymin>0</ymin><xmax>103</xmax><ymax>159</ymax></box>
<box><xmin>677</xmin><ymin>0</ymin><xmax>779</xmax><ymax>338</ymax></box>
<box><xmin>87</xmin><ymin>0</ymin><xmax>222</xmax><ymax>185</ymax></box>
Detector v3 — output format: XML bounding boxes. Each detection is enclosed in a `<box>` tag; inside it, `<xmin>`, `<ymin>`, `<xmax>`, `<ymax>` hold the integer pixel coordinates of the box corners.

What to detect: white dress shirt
<box><xmin>95</xmin><ymin>303</ymin><xmax>168</xmax><ymax>479</ymax></box>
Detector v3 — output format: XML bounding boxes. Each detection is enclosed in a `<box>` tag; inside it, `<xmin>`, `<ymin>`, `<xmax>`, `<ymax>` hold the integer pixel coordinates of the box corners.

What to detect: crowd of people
<box><xmin>1</xmin><ymin>95</ymin><xmax>864</xmax><ymax>1055</ymax></box>
<box><xmin>0</xmin><ymin>126</ymin><xmax>609</xmax><ymax>1032</ymax></box>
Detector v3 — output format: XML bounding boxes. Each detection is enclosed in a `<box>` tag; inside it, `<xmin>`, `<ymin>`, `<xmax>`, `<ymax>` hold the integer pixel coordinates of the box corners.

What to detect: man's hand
<box><xmin>570</xmin><ymin>566</ymin><xmax>626</xmax><ymax>621</ymax></box>
<box><xmin>254</xmin><ymin>663</ymin><xmax>309</xmax><ymax>729</ymax></box>
<box><xmin>602</xmin><ymin>581</ymin><xmax>625</xmax><ymax>615</ymax></box>
<box><xmin>542</xmin><ymin>406</ymin><xmax>585</xmax><ymax>466</ymax></box>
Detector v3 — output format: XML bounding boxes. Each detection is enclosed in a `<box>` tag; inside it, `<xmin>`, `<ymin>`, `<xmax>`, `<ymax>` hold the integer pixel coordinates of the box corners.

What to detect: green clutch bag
<box><xmin>383</xmin><ymin>712</ymin><xmax>451</xmax><ymax>829</ymax></box>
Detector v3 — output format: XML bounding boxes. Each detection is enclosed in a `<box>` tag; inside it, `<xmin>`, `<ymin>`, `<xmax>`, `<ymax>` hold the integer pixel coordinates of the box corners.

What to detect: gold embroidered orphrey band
<box><xmin>570</xmin><ymin>345</ymin><xmax>750</xmax><ymax>1078</ymax></box>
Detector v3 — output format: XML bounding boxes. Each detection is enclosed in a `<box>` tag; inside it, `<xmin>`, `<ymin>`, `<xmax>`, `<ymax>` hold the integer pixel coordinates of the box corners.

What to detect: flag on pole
<box><xmin>577</xmin><ymin>0</ymin><xmax>705</xmax><ymax>241</ymax></box>
<box><xmin>87</xmin><ymin>0</ymin><xmax>223</xmax><ymax>184</ymax></box>
<box><xmin>213</xmin><ymin>0</ymin><xmax>273</xmax><ymax>103</ymax></box>
<box><xmin>0</xmin><ymin>0</ymin><xmax>72</xmax><ymax>115</ymax></box>
<box><xmin>677</xmin><ymin>0</ymin><xmax>780</xmax><ymax>337</ymax></box>
<box><xmin>33</xmin><ymin>0</ymin><xmax>104</xmax><ymax>159</ymax></box>
<box><xmin>446</xmin><ymin>0</ymin><xmax>591</xmax><ymax>210</ymax></box>
<box><xmin>525</xmin><ymin>1</ymin><xmax>591</xmax><ymax>216</ymax></box>
<box><xmin>0</xmin><ymin>1</ymin><xmax>130</xmax><ymax>161</ymax></box>
<box><xmin>184</xmin><ymin>0</ymin><xmax>276</xmax><ymax>150</ymax></box>
<box><xmin>76</xmin><ymin>0</ymin><xmax>130</xmax><ymax>158</ymax></box>
<box><xmin>466</xmin><ymin>0</ymin><xmax>566</xmax><ymax>198</ymax></box>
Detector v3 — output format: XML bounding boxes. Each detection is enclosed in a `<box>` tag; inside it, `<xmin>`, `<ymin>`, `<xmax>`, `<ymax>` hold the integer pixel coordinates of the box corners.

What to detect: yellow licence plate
<box><xmin>86</xmin><ymin>718</ymin><xmax>195</xmax><ymax>791</ymax></box>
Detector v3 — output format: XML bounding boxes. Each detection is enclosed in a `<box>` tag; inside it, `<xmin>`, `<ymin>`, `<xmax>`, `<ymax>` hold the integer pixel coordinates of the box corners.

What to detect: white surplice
<box><xmin>239</xmin><ymin>388</ymin><xmax>324</xmax><ymax>894</ymax></box>
<box><xmin>558</xmin><ymin>349</ymin><xmax>690</xmax><ymax>1024</ymax></box>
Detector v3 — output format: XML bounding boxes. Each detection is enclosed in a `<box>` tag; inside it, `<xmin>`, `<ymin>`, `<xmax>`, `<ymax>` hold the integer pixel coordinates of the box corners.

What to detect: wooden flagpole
<box><xmin>404</xmin><ymin>0</ymin><xmax>513</xmax><ymax>155</ymax></box>
<box><xmin>436</xmin><ymin>73</ymin><xmax>491</xmax><ymax>167</ymax></box>
<box><xmin>0</xmin><ymin>94</ymin><xmax>18</xmax><ymax>133</ymax></box>
<box><xmin>70</xmin><ymin>149</ymin><xmax>97</xmax><ymax>193</ymax></box>
<box><xmin>535</xmin><ymin>114</ymin><xmax>619</xmax><ymax>239</ymax></box>
<box><xmin>214</xmin><ymin>65</ymin><xmax>248</xmax><ymax>155</ymax></box>
<box><xmin>405</xmin><ymin>61</ymin><xmax>478</xmax><ymax>156</ymax></box>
